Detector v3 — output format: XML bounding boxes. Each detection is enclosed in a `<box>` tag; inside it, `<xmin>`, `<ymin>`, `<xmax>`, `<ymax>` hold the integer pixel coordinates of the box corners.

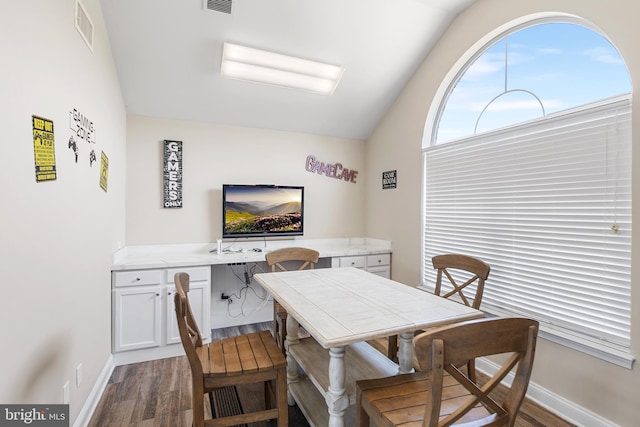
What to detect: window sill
<box><xmin>415</xmin><ymin>285</ymin><xmax>635</xmax><ymax>369</ymax></box>
<box><xmin>537</xmin><ymin>327</ymin><xmax>635</xmax><ymax>369</ymax></box>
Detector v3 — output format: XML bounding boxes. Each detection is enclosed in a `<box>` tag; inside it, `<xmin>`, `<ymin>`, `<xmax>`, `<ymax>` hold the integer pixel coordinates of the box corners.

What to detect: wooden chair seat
<box><xmin>174</xmin><ymin>272</ymin><xmax>288</xmax><ymax>427</ymax></box>
<box><xmin>357</xmin><ymin>371</ymin><xmax>494</xmax><ymax>426</ymax></box>
<box><xmin>358</xmin><ymin>317</ymin><xmax>538</xmax><ymax>427</ymax></box>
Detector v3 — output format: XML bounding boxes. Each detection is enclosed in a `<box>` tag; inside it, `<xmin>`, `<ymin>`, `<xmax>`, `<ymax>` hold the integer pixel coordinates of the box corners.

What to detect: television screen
<box><xmin>222</xmin><ymin>184</ymin><xmax>304</xmax><ymax>238</ymax></box>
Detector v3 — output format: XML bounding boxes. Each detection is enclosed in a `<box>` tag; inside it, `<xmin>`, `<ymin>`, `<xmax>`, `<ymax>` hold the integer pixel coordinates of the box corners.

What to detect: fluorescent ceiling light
<box><xmin>221</xmin><ymin>42</ymin><xmax>344</xmax><ymax>96</ymax></box>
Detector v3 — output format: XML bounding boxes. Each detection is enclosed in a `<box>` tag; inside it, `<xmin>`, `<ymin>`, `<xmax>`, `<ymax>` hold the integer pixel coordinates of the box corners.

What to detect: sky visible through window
<box><xmin>436</xmin><ymin>22</ymin><xmax>632</xmax><ymax>144</ymax></box>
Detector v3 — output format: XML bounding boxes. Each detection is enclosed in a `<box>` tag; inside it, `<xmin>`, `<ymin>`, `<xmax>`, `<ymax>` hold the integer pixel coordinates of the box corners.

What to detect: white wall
<box><xmin>365</xmin><ymin>0</ymin><xmax>640</xmax><ymax>426</ymax></box>
<box><xmin>125</xmin><ymin>115</ymin><xmax>366</xmax><ymax>244</ymax></box>
<box><xmin>0</xmin><ymin>0</ymin><xmax>126</xmax><ymax>424</ymax></box>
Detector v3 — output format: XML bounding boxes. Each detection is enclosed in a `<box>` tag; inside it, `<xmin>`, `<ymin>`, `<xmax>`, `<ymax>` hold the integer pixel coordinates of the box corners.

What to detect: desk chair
<box><xmin>174</xmin><ymin>272</ymin><xmax>288</xmax><ymax>427</ymax></box>
<box><xmin>388</xmin><ymin>254</ymin><xmax>490</xmax><ymax>377</ymax></box>
<box><xmin>357</xmin><ymin>317</ymin><xmax>538</xmax><ymax>427</ymax></box>
<box><xmin>265</xmin><ymin>247</ymin><xmax>320</xmax><ymax>353</ymax></box>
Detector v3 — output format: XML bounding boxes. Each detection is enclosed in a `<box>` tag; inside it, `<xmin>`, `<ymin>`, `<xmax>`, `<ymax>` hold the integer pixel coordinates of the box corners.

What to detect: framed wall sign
<box><xmin>163</xmin><ymin>140</ymin><xmax>183</xmax><ymax>208</ymax></box>
<box><xmin>382</xmin><ymin>170</ymin><xmax>397</xmax><ymax>189</ymax></box>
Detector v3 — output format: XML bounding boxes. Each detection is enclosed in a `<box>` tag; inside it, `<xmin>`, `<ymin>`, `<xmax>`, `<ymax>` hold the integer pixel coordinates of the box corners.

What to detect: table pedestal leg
<box><xmin>326</xmin><ymin>347</ymin><xmax>349</xmax><ymax>427</ymax></box>
<box><xmin>285</xmin><ymin>314</ymin><xmax>300</xmax><ymax>406</ymax></box>
<box><xmin>398</xmin><ymin>332</ymin><xmax>415</xmax><ymax>374</ymax></box>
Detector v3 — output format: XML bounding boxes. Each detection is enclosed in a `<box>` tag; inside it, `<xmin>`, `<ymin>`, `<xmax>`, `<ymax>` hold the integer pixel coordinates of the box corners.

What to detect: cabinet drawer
<box><xmin>165</xmin><ymin>266</ymin><xmax>210</xmax><ymax>283</ymax></box>
<box><xmin>338</xmin><ymin>256</ymin><xmax>366</xmax><ymax>268</ymax></box>
<box><xmin>113</xmin><ymin>270</ymin><xmax>162</xmax><ymax>287</ymax></box>
<box><xmin>367</xmin><ymin>254</ymin><xmax>390</xmax><ymax>267</ymax></box>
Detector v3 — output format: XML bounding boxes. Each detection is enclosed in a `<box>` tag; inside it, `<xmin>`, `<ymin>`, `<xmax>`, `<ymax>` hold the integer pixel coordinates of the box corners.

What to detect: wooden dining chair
<box><xmin>357</xmin><ymin>317</ymin><xmax>539</xmax><ymax>427</ymax></box>
<box><xmin>174</xmin><ymin>272</ymin><xmax>288</xmax><ymax>427</ymax></box>
<box><xmin>388</xmin><ymin>253</ymin><xmax>491</xmax><ymax>370</ymax></box>
<box><xmin>265</xmin><ymin>247</ymin><xmax>320</xmax><ymax>353</ymax></box>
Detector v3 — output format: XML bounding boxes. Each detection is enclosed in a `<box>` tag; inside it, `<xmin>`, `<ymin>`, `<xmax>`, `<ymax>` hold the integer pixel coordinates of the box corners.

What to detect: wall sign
<box><xmin>382</xmin><ymin>170</ymin><xmax>397</xmax><ymax>189</ymax></box>
<box><xmin>69</xmin><ymin>108</ymin><xmax>95</xmax><ymax>144</ymax></box>
<box><xmin>305</xmin><ymin>154</ymin><xmax>358</xmax><ymax>183</ymax></box>
<box><xmin>99</xmin><ymin>151</ymin><xmax>109</xmax><ymax>192</ymax></box>
<box><xmin>68</xmin><ymin>108</ymin><xmax>97</xmax><ymax>166</ymax></box>
<box><xmin>163</xmin><ymin>140</ymin><xmax>183</xmax><ymax>208</ymax></box>
<box><xmin>32</xmin><ymin>115</ymin><xmax>57</xmax><ymax>182</ymax></box>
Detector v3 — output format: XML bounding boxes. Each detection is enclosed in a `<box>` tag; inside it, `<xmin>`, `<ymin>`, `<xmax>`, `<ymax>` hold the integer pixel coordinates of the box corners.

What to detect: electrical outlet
<box><xmin>63</xmin><ymin>381</ymin><xmax>70</xmax><ymax>404</ymax></box>
<box><xmin>76</xmin><ymin>363</ymin><xmax>82</xmax><ymax>387</ymax></box>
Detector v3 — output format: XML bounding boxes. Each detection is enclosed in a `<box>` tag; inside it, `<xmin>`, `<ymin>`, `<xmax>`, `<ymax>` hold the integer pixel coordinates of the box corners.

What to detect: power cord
<box><xmin>225</xmin><ymin>263</ymin><xmax>269</xmax><ymax>318</ymax></box>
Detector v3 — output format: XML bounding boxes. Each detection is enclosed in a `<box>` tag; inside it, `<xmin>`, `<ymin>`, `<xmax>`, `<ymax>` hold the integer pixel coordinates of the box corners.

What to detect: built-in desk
<box><xmin>110</xmin><ymin>238</ymin><xmax>392</xmax><ymax>365</ymax></box>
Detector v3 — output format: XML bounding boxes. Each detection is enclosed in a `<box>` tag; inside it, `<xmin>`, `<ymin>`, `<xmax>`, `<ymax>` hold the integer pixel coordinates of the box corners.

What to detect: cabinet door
<box><xmin>166</xmin><ymin>282</ymin><xmax>209</xmax><ymax>344</ymax></box>
<box><xmin>113</xmin><ymin>286</ymin><xmax>161</xmax><ymax>352</ymax></box>
<box><xmin>366</xmin><ymin>254</ymin><xmax>391</xmax><ymax>278</ymax></box>
<box><xmin>366</xmin><ymin>265</ymin><xmax>391</xmax><ymax>279</ymax></box>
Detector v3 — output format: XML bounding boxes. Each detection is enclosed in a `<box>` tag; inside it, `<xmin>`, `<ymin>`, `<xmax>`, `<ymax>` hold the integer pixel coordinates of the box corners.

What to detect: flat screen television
<box><xmin>222</xmin><ymin>184</ymin><xmax>304</xmax><ymax>238</ymax></box>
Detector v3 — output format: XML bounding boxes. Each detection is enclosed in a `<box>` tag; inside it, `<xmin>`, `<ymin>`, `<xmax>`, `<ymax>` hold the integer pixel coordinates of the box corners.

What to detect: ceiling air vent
<box><xmin>75</xmin><ymin>0</ymin><xmax>94</xmax><ymax>51</ymax></box>
<box><xmin>204</xmin><ymin>0</ymin><xmax>232</xmax><ymax>14</ymax></box>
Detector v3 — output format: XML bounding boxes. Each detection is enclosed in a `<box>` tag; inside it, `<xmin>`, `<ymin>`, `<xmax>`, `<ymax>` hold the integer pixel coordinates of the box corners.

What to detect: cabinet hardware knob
<box><xmin>135</xmin><ymin>277</ymin><xmax>141</xmax><ymax>281</ymax></box>
<box><xmin>156</xmin><ymin>293</ymin><xmax>160</xmax><ymax>296</ymax></box>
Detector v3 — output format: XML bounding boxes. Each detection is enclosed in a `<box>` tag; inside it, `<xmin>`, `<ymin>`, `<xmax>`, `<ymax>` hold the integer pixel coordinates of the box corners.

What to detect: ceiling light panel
<box><xmin>221</xmin><ymin>43</ymin><xmax>344</xmax><ymax>95</ymax></box>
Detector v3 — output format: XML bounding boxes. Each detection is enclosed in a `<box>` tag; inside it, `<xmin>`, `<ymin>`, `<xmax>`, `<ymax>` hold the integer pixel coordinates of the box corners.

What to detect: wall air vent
<box><xmin>75</xmin><ymin>0</ymin><xmax>94</xmax><ymax>51</ymax></box>
<box><xmin>204</xmin><ymin>0</ymin><xmax>232</xmax><ymax>14</ymax></box>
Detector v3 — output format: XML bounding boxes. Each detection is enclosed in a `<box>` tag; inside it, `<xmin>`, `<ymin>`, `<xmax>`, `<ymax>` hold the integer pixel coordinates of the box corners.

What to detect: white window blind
<box><xmin>423</xmin><ymin>95</ymin><xmax>632</xmax><ymax>363</ymax></box>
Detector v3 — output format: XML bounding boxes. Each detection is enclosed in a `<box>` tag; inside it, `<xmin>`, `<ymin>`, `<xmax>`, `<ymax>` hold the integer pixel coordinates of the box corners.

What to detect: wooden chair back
<box><xmin>432</xmin><ymin>254</ymin><xmax>491</xmax><ymax>309</ymax></box>
<box><xmin>174</xmin><ymin>272</ymin><xmax>204</xmax><ymax>377</ymax></box>
<box><xmin>387</xmin><ymin>254</ymin><xmax>491</xmax><ymax>362</ymax></box>
<box><xmin>414</xmin><ymin>317</ymin><xmax>538</xmax><ymax>427</ymax></box>
<box><xmin>357</xmin><ymin>317</ymin><xmax>538</xmax><ymax>427</ymax></box>
<box><xmin>265</xmin><ymin>247</ymin><xmax>319</xmax><ymax>353</ymax></box>
<box><xmin>265</xmin><ymin>247</ymin><xmax>320</xmax><ymax>272</ymax></box>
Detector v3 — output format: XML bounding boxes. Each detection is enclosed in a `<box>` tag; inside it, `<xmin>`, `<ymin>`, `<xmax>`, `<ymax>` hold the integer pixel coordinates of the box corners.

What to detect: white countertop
<box><xmin>111</xmin><ymin>237</ymin><xmax>392</xmax><ymax>271</ymax></box>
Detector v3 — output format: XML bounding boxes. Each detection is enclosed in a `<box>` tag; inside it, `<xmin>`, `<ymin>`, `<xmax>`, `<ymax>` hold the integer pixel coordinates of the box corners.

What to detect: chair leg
<box><xmin>191</xmin><ymin>385</ymin><xmax>205</xmax><ymax>427</ymax></box>
<box><xmin>467</xmin><ymin>359</ymin><xmax>477</xmax><ymax>384</ymax></box>
<box><xmin>208</xmin><ymin>391</ymin><xmax>216</xmax><ymax>419</ymax></box>
<box><xmin>276</xmin><ymin>366</ymin><xmax>288</xmax><ymax>426</ymax></box>
<box><xmin>264</xmin><ymin>380</ymin><xmax>271</xmax><ymax>410</ymax></box>
<box><xmin>388</xmin><ymin>335</ymin><xmax>398</xmax><ymax>362</ymax></box>
<box><xmin>355</xmin><ymin>387</ymin><xmax>370</xmax><ymax>427</ymax></box>
<box><xmin>274</xmin><ymin>302</ymin><xmax>287</xmax><ymax>354</ymax></box>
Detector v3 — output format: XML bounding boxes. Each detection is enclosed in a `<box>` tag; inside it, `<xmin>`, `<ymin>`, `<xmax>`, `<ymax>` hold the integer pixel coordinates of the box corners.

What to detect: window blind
<box><xmin>423</xmin><ymin>95</ymin><xmax>632</xmax><ymax>359</ymax></box>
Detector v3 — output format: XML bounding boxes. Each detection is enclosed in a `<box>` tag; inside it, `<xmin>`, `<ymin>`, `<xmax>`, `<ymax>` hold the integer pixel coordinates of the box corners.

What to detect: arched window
<box><xmin>434</xmin><ymin>21</ymin><xmax>631</xmax><ymax>144</ymax></box>
<box><xmin>423</xmin><ymin>20</ymin><xmax>633</xmax><ymax>367</ymax></box>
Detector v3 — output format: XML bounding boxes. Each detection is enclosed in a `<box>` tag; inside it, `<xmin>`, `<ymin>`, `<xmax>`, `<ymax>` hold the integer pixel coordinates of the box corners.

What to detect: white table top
<box><xmin>253</xmin><ymin>267</ymin><xmax>483</xmax><ymax>348</ymax></box>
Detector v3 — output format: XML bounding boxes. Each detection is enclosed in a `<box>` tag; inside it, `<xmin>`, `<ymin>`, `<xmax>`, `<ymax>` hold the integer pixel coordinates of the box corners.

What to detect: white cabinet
<box><xmin>112</xmin><ymin>266</ymin><xmax>211</xmax><ymax>358</ymax></box>
<box><xmin>113</xmin><ymin>285</ymin><xmax>162</xmax><ymax>352</ymax></box>
<box><xmin>366</xmin><ymin>254</ymin><xmax>391</xmax><ymax>278</ymax></box>
<box><xmin>164</xmin><ymin>267</ymin><xmax>210</xmax><ymax>345</ymax></box>
<box><xmin>331</xmin><ymin>253</ymin><xmax>391</xmax><ymax>278</ymax></box>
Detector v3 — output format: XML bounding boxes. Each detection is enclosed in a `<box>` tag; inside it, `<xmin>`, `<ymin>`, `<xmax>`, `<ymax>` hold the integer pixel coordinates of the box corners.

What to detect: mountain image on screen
<box><xmin>223</xmin><ymin>185</ymin><xmax>304</xmax><ymax>236</ymax></box>
<box><xmin>225</xmin><ymin>201</ymin><xmax>301</xmax><ymax>233</ymax></box>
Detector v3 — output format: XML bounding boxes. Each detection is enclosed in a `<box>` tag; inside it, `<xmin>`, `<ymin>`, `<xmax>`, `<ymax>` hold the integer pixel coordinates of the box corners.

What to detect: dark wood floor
<box><xmin>88</xmin><ymin>322</ymin><xmax>575</xmax><ymax>427</ymax></box>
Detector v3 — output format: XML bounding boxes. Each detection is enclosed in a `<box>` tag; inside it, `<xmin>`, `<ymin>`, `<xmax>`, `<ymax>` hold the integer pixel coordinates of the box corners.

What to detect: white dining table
<box><xmin>253</xmin><ymin>267</ymin><xmax>483</xmax><ymax>427</ymax></box>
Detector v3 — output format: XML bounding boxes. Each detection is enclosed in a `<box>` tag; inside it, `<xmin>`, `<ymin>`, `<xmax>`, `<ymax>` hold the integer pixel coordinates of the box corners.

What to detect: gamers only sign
<box><xmin>163</xmin><ymin>140</ymin><xmax>183</xmax><ymax>208</ymax></box>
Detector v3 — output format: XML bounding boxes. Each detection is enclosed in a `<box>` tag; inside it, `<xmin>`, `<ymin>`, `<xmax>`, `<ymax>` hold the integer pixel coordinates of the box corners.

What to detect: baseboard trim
<box><xmin>72</xmin><ymin>354</ymin><xmax>115</xmax><ymax>427</ymax></box>
<box><xmin>475</xmin><ymin>358</ymin><xmax>619</xmax><ymax>427</ymax></box>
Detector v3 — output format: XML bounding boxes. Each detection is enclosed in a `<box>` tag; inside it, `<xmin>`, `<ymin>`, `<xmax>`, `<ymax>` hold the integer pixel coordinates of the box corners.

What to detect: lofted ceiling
<box><xmin>100</xmin><ymin>0</ymin><xmax>476</xmax><ymax>140</ymax></box>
